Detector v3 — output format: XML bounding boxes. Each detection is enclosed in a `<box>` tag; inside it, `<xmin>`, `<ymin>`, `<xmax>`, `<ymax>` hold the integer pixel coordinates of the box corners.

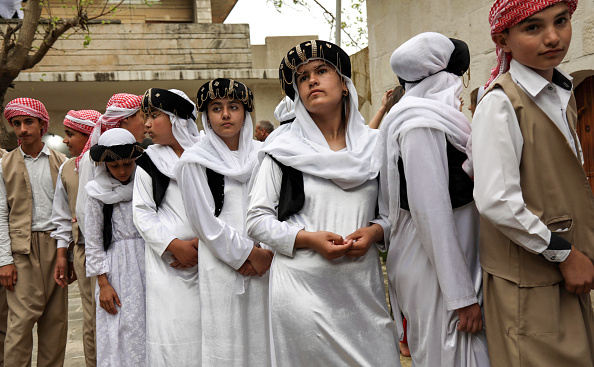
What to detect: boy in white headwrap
<box><xmin>376</xmin><ymin>32</ymin><xmax>489</xmax><ymax>367</ymax></box>
<box><xmin>472</xmin><ymin>1</ymin><xmax>594</xmax><ymax>366</ymax></box>
<box><xmin>133</xmin><ymin>88</ymin><xmax>202</xmax><ymax>366</ymax></box>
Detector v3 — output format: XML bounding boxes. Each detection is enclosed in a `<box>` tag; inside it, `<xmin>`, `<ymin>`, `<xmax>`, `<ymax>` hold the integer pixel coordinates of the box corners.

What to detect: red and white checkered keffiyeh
<box><xmin>486</xmin><ymin>0</ymin><xmax>578</xmax><ymax>87</ymax></box>
<box><xmin>63</xmin><ymin>110</ymin><xmax>100</xmax><ymax>136</ymax></box>
<box><xmin>78</xmin><ymin>93</ymin><xmax>142</xmax><ymax>170</ymax></box>
<box><xmin>4</xmin><ymin>98</ymin><xmax>50</xmax><ymax>136</ymax></box>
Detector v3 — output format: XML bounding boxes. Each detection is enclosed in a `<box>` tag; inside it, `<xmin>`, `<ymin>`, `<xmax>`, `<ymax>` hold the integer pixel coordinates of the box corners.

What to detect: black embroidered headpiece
<box><xmin>196</xmin><ymin>78</ymin><xmax>254</xmax><ymax>112</ymax></box>
<box><xmin>141</xmin><ymin>88</ymin><xmax>197</xmax><ymax>121</ymax></box>
<box><xmin>279</xmin><ymin>39</ymin><xmax>351</xmax><ymax>101</ymax></box>
<box><xmin>89</xmin><ymin>142</ymin><xmax>144</xmax><ymax>163</ymax></box>
<box><xmin>398</xmin><ymin>38</ymin><xmax>470</xmax><ymax>86</ymax></box>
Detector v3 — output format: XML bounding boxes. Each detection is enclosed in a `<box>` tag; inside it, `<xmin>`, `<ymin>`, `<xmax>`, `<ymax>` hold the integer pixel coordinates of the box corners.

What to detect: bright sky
<box><xmin>224</xmin><ymin>0</ymin><xmax>363</xmax><ymax>55</ymax></box>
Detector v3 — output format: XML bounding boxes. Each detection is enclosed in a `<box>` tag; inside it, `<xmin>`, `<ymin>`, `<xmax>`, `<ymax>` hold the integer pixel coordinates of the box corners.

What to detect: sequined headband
<box><xmin>141</xmin><ymin>88</ymin><xmax>196</xmax><ymax>121</ymax></box>
<box><xmin>89</xmin><ymin>143</ymin><xmax>144</xmax><ymax>163</ymax></box>
<box><xmin>196</xmin><ymin>78</ymin><xmax>254</xmax><ymax>112</ymax></box>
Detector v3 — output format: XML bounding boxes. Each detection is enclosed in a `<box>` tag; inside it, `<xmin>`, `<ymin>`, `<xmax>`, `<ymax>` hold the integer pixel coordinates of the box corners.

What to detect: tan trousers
<box><xmin>483</xmin><ymin>271</ymin><xmax>594</xmax><ymax>367</ymax></box>
<box><xmin>73</xmin><ymin>243</ymin><xmax>96</xmax><ymax>367</ymax></box>
<box><xmin>0</xmin><ymin>286</ymin><xmax>8</xmax><ymax>366</ymax></box>
<box><xmin>5</xmin><ymin>232</ymin><xmax>67</xmax><ymax>367</ymax></box>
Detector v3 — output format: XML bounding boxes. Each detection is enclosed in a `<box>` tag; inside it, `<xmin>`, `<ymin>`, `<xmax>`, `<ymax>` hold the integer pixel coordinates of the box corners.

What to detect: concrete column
<box><xmin>194</xmin><ymin>0</ymin><xmax>211</xmax><ymax>23</ymax></box>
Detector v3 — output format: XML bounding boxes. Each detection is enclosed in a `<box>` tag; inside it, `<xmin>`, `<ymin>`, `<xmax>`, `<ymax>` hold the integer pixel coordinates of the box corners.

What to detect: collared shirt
<box><xmin>51</xmin><ymin>162</ymin><xmax>85</xmax><ymax>249</ymax></box>
<box><xmin>472</xmin><ymin>60</ymin><xmax>578</xmax><ymax>263</ymax></box>
<box><xmin>0</xmin><ymin>144</ymin><xmax>56</xmax><ymax>266</ymax></box>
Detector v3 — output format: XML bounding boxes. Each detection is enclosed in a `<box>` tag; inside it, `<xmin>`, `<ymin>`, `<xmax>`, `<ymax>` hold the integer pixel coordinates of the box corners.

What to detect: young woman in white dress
<box><xmin>84</xmin><ymin>128</ymin><xmax>146</xmax><ymax>367</ymax></box>
<box><xmin>246</xmin><ymin>40</ymin><xmax>401</xmax><ymax>367</ymax></box>
<box><xmin>175</xmin><ymin>78</ymin><xmax>273</xmax><ymax>367</ymax></box>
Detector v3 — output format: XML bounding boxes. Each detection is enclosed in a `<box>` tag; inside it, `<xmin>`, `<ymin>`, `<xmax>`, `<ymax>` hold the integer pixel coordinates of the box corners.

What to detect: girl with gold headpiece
<box><xmin>175</xmin><ymin>78</ymin><xmax>273</xmax><ymax>366</ymax></box>
<box><xmin>246</xmin><ymin>40</ymin><xmax>400</xmax><ymax>366</ymax></box>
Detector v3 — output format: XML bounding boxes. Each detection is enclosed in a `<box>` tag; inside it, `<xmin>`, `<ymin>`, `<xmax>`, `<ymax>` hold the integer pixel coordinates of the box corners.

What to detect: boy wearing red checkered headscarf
<box><xmin>0</xmin><ymin>98</ymin><xmax>68</xmax><ymax>366</ymax></box>
<box><xmin>51</xmin><ymin>109</ymin><xmax>100</xmax><ymax>367</ymax></box>
<box><xmin>471</xmin><ymin>1</ymin><xmax>594</xmax><ymax>366</ymax></box>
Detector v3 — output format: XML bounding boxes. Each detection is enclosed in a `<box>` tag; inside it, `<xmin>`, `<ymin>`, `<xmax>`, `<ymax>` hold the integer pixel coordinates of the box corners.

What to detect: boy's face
<box><xmin>120</xmin><ymin>111</ymin><xmax>146</xmax><ymax>143</ymax></box>
<box><xmin>63</xmin><ymin>126</ymin><xmax>89</xmax><ymax>157</ymax></box>
<box><xmin>10</xmin><ymin>115</ymin><xmax>44</xmax><ymax>145</ymax></box>
<box><xmin>493</xmin><ymin>2</ymin><xmax>571</xmax><ymax>80</ymax></box>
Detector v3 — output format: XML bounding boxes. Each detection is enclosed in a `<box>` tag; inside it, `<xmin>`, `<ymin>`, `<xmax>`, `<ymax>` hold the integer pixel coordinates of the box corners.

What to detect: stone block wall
<box><xmin>367</xmin><ymin>0</ymin><xmax>594</xmax><ymax>119</ymax></box>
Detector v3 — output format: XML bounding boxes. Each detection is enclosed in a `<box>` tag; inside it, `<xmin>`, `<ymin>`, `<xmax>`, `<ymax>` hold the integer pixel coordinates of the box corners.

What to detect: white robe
<box><xmin>247</xmin><ymin>155</ymin><xmax>401</xmax><ymax>367</ymax></box>
<box><xmin>385</xmin><ymin>127</ymin><xmax>489</xmax><ymax>367</ymax></box>
<box><xmin>177</xmin><ymin>158</ymin><xmax>270</xmax><ymax>367</ymax></box>
<box><xmin>85</xmin><ymin>197</ymin><xmax>146</xmax><ymax>367</ymax></box>
<box><xmin>132</xmin><ymin>166</ymin><xmax>201</xmax><ymax>366</ymax></box>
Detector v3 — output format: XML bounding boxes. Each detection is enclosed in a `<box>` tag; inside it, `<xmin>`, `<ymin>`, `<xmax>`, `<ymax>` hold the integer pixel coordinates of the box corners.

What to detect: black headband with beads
<box><xmin>196</xmin><ymin>78</ymin><xmax>254</xmax><ymax>112</ymax></box>
<box><xmin>90</xmin><ymin>143</ymin><xmax>144</xmax><ymax>163</ymax></box>
<box><xmin>141</xmin><ymin>88</ymin><xmax>197</xmax><ymax>121</ymax></box>
<box><xmin>279</xmin><ymin>40</ymin><xmax>351</xmax><ymax>101</ymax></box>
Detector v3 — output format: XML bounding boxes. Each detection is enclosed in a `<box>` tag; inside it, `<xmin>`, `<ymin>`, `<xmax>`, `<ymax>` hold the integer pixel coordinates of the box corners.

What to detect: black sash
<box><xmin>205</xmin><ymin>168</ymin><xmax>225</xmax><ymax>217</ymax></box>
<box><xmin>135</xmin><ymin>154</ymin><xmax>170</xmax><ymax>209</ymax></box>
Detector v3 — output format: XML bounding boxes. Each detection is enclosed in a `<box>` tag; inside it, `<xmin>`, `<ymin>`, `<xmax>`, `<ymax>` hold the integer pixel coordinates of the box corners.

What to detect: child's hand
<box><xmin>166</xmin><ymin>238</ymin><xmax>199</xmax><ymax>268</ymax></box>
<box><xmin>53</xmin><ymin>248</ymin><xmax>69</xmax><ymax>288</ymax></box>
<box><xmin>344</xmin><ymin>224</ymin><xmax>383</xmax><ymax>258</ymax></box>
<box><xmin>247</xmin><ymin>247</ymin><xmax>274</xmax><ymax>276</ymax></box>
<box><xmin>238</xmin><ymin>261</ymin><xmax>258</xmax><ymax>277</ymax></box>
<box><xmin>558</xmin><ymin>246</ymin><xmax>594</xmax><ymax>294</ymax></box>
<box><xmin>98</xmin><ymin>276</ymin><xmax>121</xmax><ymax>315</ymax></box>
<box><xmin>296</xmin><ymin>231</ymin><xmax>351</xmax><ymax>260</ymax></box>
<box><xmin>456</xmin><ymin>303</ymin><xmax>483</xmax><ymax>333</ymax></box>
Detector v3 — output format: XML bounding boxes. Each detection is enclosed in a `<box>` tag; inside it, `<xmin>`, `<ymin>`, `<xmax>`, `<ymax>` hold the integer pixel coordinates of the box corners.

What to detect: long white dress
<box><xmin>178</xmin><ymin>156</ymin><xmax>270</xmax><ymax>367</ymax></box>
<box><xmin>132</xmin><ymin>167</ymin><xmax>201</xmax><ymax>366</ymax></box>
<box><xmin>85</xmin><ymin>197</ymin><xmax>146</xmax><ymax>367</ymax></box>
<box><xmin>247</xmin><ymin>155</ymin><xmax>401</xmax><ymax>367</ymax></box>
<box><xmin>385</xmin><ymin>128</ymin><xmax>489</xmax><ymax>367</ymax></box>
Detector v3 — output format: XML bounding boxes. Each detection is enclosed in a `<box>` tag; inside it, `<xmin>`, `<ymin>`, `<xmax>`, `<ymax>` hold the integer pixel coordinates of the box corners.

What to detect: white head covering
<box><xmin>175</xmin><ymin>108</ymin><xmax>261</xmax><ymax>183</ymax></box>
<box><xmin>259</xmin><ymin>63</ymin><xmax>379</xmax><ymax>190</ymax></box>
<box><xmin>373</xmin><ymin>32</ymin><xmax>473</xmax><ymax>226</ymax></box>
<box><xmin>85</xmin><ymin>128</ymin><xmax>137</xmax><ymax>204</ymax></box>
<box><xmin>144</xmin><ymin>89</ymin><xmax>203</xmax><ymax>179</ymax></box>
<box><xmin>274</xmin><ymin>96</ymin><xmax>296</xmax><ymax>123</ymax></box>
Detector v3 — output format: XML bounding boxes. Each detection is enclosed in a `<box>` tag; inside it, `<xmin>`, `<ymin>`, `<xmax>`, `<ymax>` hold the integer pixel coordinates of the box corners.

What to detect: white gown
<box><xmin>85</xmin><ymin>197</ymin><xmax>146</xmax><ymax>367</ymax></box>
<box><xmin>385</xmin><ymin>128</ymin><xmax>489</xmax><ymax>367</ymax></box>
<box><xmin>178</xmin><ymin>160</ymin><xmax>270</xmax><ymax>367</ymax></box>
<box><xmin>247</xmin><ymin>155</ymin><xmax>401</xmax><ymax>367</ymax></box>
<box><xmin>132</xmin><ymin>167</ymin><xmax>201</xmax><ymax>366</ymax></box>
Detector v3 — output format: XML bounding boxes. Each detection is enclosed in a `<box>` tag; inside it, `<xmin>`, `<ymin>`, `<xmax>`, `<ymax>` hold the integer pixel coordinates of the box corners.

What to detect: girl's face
<box><xmin>206</xmin><ymin>97</ymin><xmax>245</xmax><ymax>147</ymax></box>
<box><xmin>106</xmin><ymin>159</ymin><xmax>135</xmax><ymax>184</ymax></box>
<box><xmin>295</xmin><ymin>60</ymin><xmax>346</xmax><ymax>117</ymax></box>
<box><xmin>145</xmin><ymin>108</ymin><xmax>175</xmax><ymax>146</ymax></box>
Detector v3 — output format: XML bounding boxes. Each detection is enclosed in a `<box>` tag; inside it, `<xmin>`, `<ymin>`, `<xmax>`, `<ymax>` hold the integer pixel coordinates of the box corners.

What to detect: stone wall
<box><xmin>367</xmin><ymin>0</ymin><xmax>594</xmax><ymax>119</ymax></box>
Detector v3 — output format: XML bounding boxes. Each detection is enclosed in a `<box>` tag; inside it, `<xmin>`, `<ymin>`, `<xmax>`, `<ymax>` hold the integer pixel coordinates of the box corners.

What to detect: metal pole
<box><xmin>335</xmin><ymin>0</ymin><xmax>341</xmax><ymax>46</ymax></box>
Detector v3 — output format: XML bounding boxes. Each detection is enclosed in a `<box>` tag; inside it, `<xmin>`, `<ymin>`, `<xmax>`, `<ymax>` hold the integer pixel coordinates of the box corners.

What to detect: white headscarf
<box><xmin>85</xmin><ymin>128</ymin><xmax>138</xmax><ymax>204</ymax></box>
<box><xmin>259</xmin><ymin>67</ymin><xmax>379</xmax><ymax>190</ymax></box>
<box><xmin>144</xmin><ymin>89</ymin><xmax>203</xmax><ymax>179</ymax></box>
<box><xmin>175</xmin><ymin>109</ymin><xmax>261</xmax><ymax>183</ymax></box>
<box><xmin>274</xmin><ymin>96</ymin><xmax>296</xmax><ymax>123</ymax></box>
<box><xmin>372</xmin><ymin>32</ymin><xmax>472</xmax><ymax>226</ymax></box>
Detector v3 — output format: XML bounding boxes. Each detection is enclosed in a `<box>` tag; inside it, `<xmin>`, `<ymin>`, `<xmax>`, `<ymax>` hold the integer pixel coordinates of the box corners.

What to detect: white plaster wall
<box><xmin>368</xmin><ymin>0</ymin><xmax>594</xmax><ymax>120</ymax></box>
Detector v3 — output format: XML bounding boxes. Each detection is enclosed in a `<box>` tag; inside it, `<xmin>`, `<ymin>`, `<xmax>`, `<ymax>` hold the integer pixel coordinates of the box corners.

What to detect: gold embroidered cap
<box><xmin>279</xmin><ymin>39</ymin><xmax>351</xmax><ymax>101</ymax></box>
<box><xmin>196</xmin><ymin>78</ymin><xmax>254</xmax><ymax>112</ymax></box>
<box><xmin>141</xmin><ymin>88</ymin><xmax>196</xmax><ymax>121</ymax></box>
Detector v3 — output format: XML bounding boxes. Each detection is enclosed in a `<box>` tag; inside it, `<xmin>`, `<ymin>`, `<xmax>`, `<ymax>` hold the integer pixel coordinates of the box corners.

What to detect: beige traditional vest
<box><xmin>1</xmin><ymin>148</ymin><xmax>66</xmax><ymax>254</ymax></box>
<box><xmin>480</xmin><ymin>73</ymin><xmax>594</xmax><ymax>287</ymax></box>
<box><xmin>60</xmin><ymin>158</ymin><xmax>80</xmax><ymax>244</ymax></box>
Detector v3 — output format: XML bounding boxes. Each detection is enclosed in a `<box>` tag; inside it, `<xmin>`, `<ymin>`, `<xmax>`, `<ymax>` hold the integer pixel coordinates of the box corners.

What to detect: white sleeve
<box><xmin>0</xmin><ymin>163</ymin><xmax>12</xmax><ymax>267</ymax></box>
<box><xmin>76</xmin><ymin>151</ymin><xmax>93</xmax><ymax>238</ymax></box>
<box><xmin>246</xmin><ymin>155</ymin><xmax>303</xmax><ymax>257</ymax></box>
<box><xmin>401</xmin><ymin>127</ymin><xmax>478</xmax><ymax>311</ymax></box>
<box><xmin>177</xmin><ymin>163</ymin><xmax>252</xmax><ymax>270</ymax></box>
<box><xmin>51</xmin><ymin>163</ymin><xmax>73</xmax><ymax>249</ymax></box>
<box><xmin>472</xmin><ymin>90</ymin><xmax>551</xmax><ymax>254</ymax></box>
<box><xmin>132</xmin><ymin>167</ymin><xmax>176</xmax><ymax>257</ymax></box>
<box><xmin>84</xmin><ymin>196</ymin><xmax>109</xmax><ymax>277</ymax></box>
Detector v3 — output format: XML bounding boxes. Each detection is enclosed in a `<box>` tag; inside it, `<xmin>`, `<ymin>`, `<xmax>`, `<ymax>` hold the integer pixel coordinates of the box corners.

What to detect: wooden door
<box><xmin>575</xmin><ymin>75</ymin><xmax>594</xmax><ymax>196</ymax></box>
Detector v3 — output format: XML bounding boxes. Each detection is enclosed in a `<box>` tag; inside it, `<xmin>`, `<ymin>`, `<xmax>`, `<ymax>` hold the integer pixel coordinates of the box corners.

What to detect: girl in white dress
<box><xmin>246</xmin><ymin>40</ymin><xmax>401</xmax><ymax>367</ymax></box>
<box><xmin>132</xmin><ymin>88</ymin><xmax>202</xmax><ymax>366</ymax></box>
<box><xmin>175</xmin><ymin>78</ymin><xmax>273</xmax><ymax>367</ymax></box>
<box><xmin>85</xmin><ymin>128</ymin><xmax>146</xmax><ymax>367</ymax></box>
